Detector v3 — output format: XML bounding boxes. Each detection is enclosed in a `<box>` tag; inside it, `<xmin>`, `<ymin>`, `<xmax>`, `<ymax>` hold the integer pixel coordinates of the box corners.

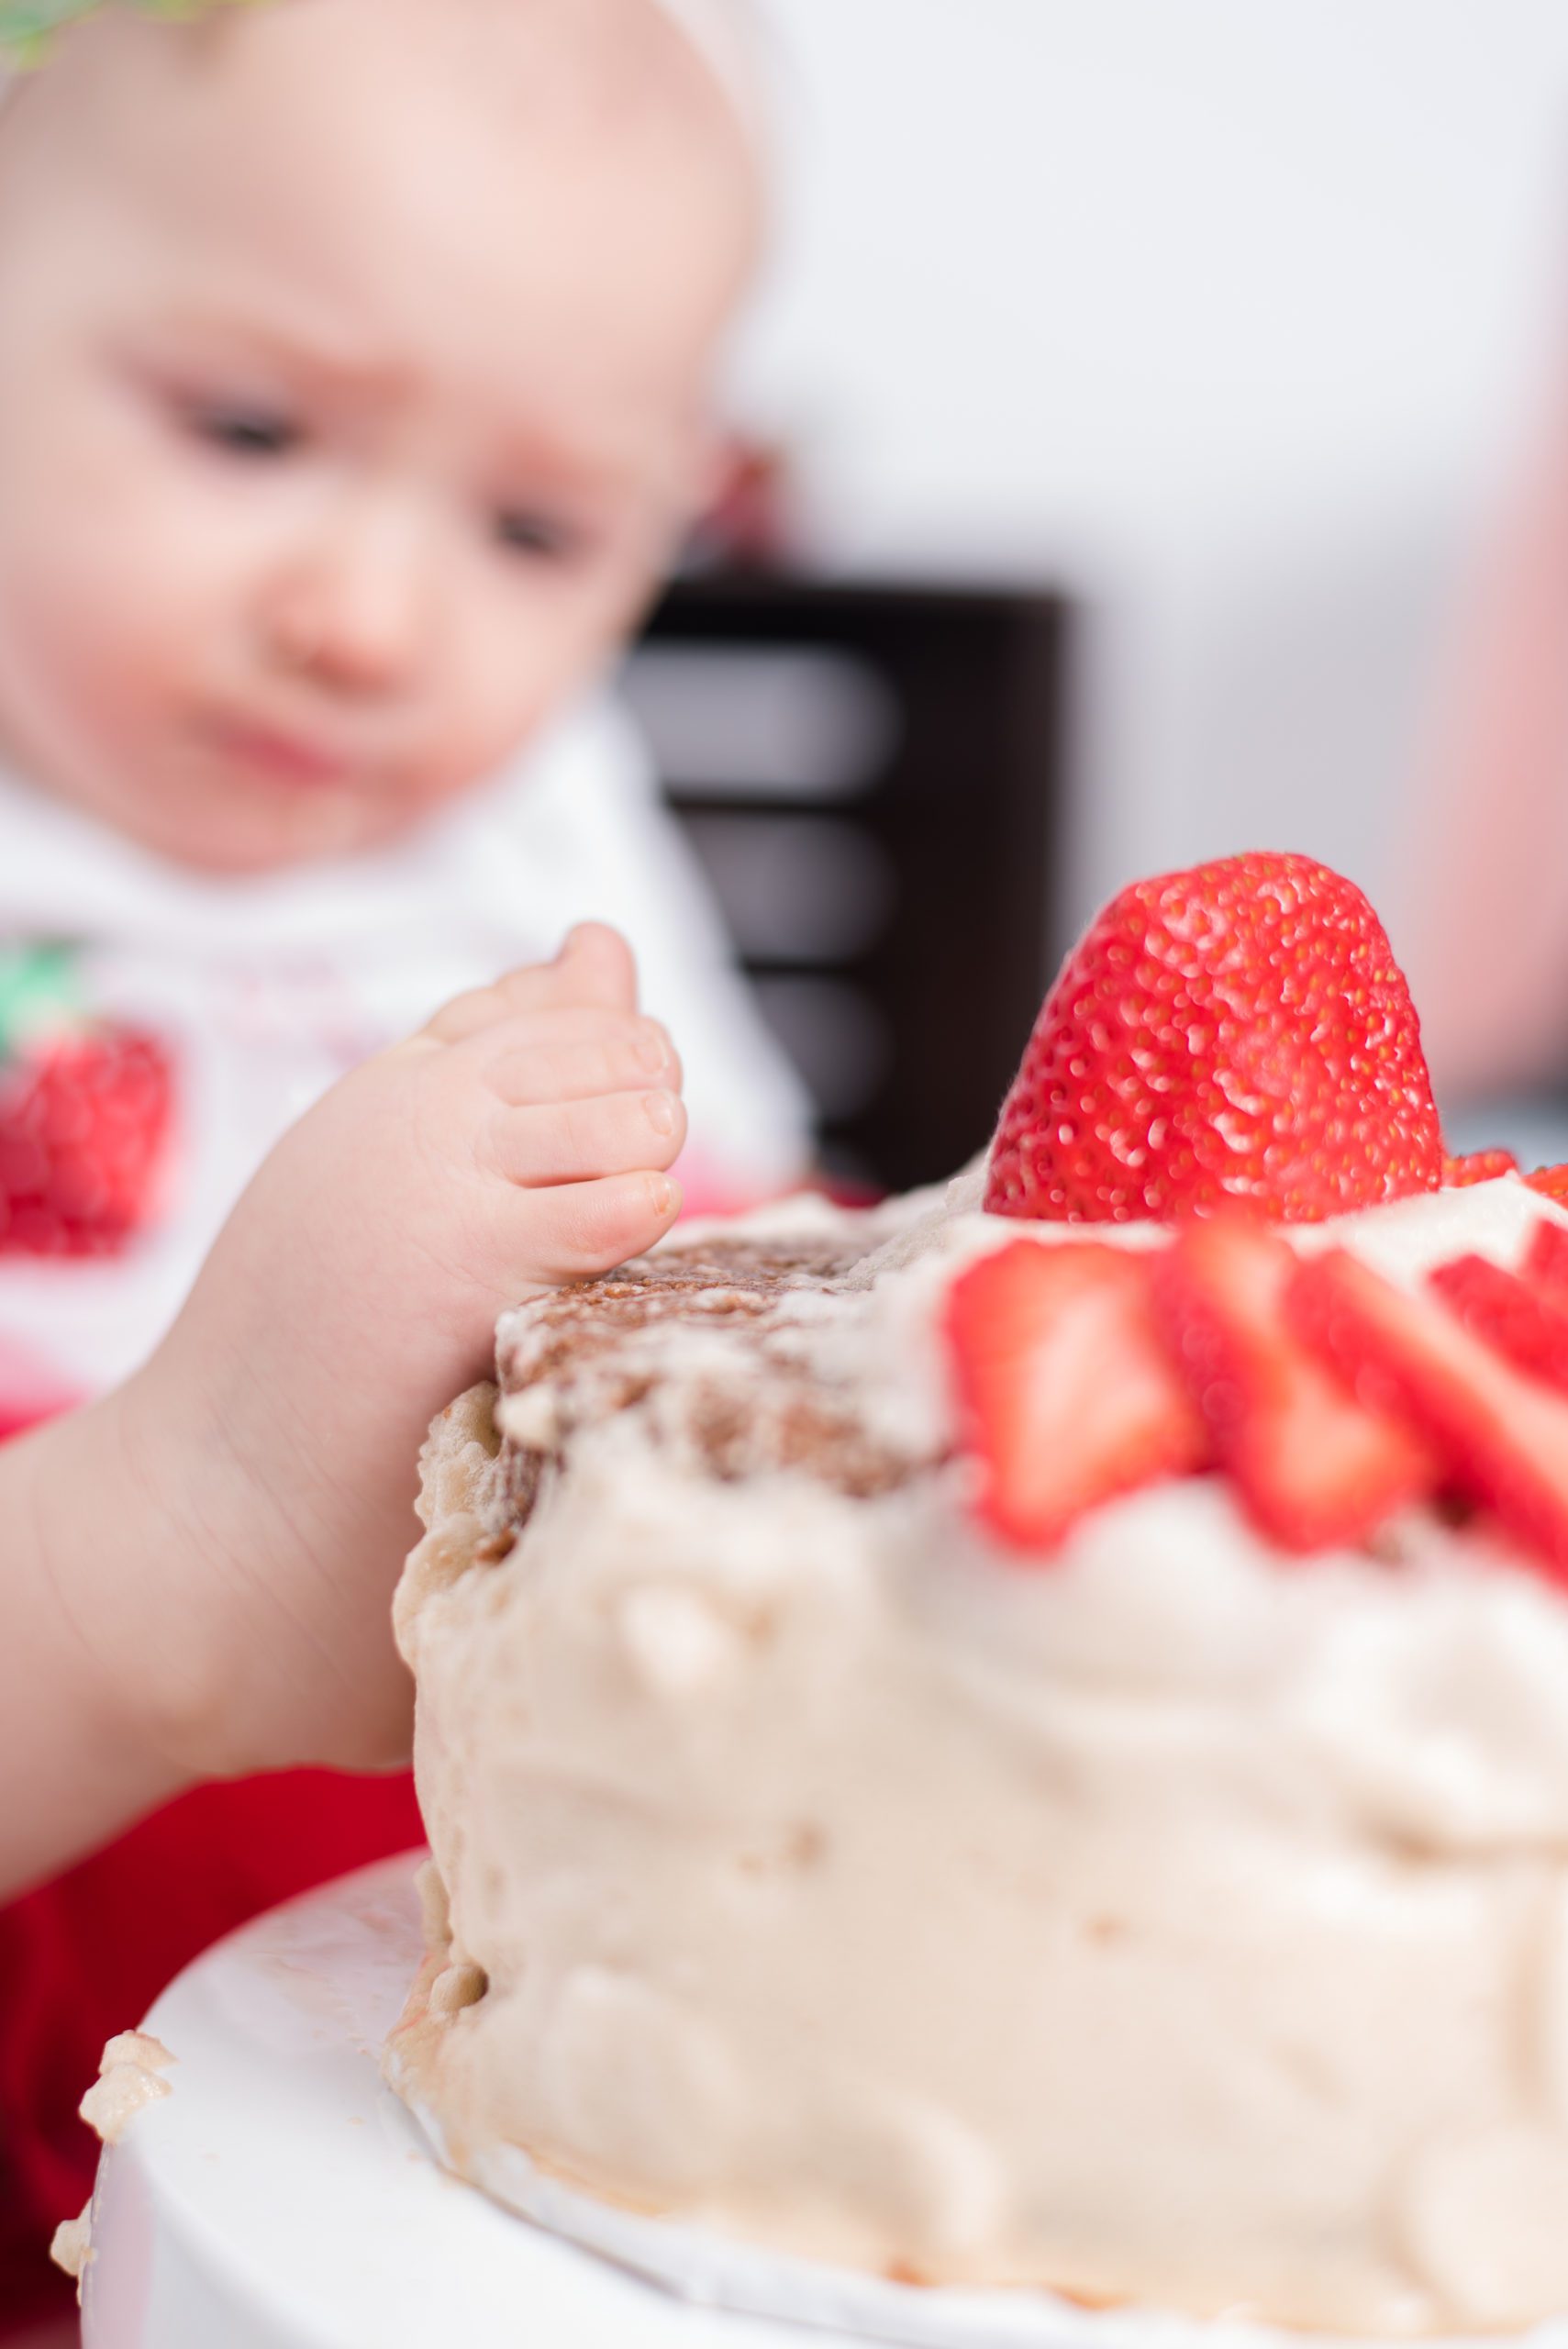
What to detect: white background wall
<box><xmin>729</xmin><ymin>2</ymin><xmax>1568</xmax><ymax>952</ymax></box>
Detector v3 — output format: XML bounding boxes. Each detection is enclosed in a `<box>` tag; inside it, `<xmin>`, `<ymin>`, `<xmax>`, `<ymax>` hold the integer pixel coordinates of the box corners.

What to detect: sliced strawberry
<box><xmin>1526</xmin><ymin>1217</ymin><xmax>1568</xmax><ymax>1311</ymax></box>
<box><xmin>1442</xmin><ymin>1148</ymin><xmax>1518</xmax><ymax>1187</ymax></box>
<box><xmin>945</xmin><ymin>1240</ymin><xmax>1207</xmax><ymax>1553</ymax></box>
<box><xmin>1290</xmin><ymin>1249</ymin><xmax>1568</xmax><ymax>1581</ymax></box>
<box><xmin>1152</xmin><ymin>1218</ymin><xmax>1434</xmax><ymax>1552</ymax></box>
<box><xmin>1526</xmin><ymin>1163</ymin><xmax>1568</xmax><ymax>1209</ymax></box>
<box><xmin>1429</xmin><ymin>1253</ymin><xmax>1568</xmax><ymax>1397</ymax></box>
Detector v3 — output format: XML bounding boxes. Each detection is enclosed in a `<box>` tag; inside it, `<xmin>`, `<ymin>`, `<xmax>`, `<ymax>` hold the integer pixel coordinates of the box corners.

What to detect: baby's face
<box><xmin>0</xmin><ymin>0</ymin><xmax>755</xmax><ymax>873</ymax></box>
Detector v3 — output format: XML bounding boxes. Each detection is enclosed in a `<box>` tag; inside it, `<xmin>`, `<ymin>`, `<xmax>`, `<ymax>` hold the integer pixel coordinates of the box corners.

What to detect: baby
<box><xmin>0</xmin><ymin>0</ymin><xmax>804</xmax><ymax>2323</ymax></box>
<box><xmin>0</xmin><ymin>0</ymin><xmax>802</xmax><ymax>1400</ymax></box>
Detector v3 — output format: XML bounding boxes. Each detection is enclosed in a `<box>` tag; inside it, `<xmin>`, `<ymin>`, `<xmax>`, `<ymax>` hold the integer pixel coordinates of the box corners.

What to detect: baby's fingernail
<box><xmin>633</xmin><ymin>1021</ymin><xmax>669</xmax><ymax>1074</ymax></box>
<box><xmin>644</xmin><ymin>1089</ymin><xmax>677</xmax><ymax>1138</ymax></box>
<box><xmin>648</xmin><ymin>1174</ymin><xmax>682</xmax><ymax>1218</ymax></box>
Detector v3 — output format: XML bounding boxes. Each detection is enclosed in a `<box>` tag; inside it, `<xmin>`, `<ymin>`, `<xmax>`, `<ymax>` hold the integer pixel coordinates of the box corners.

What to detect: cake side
<box><xmin>390</xmin><ymin>1175</ymin><xmax>1568</xmax><ymax>2336</ymax></box>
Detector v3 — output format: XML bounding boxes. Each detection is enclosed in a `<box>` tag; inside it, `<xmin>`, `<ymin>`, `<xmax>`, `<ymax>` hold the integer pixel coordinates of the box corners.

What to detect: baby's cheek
<box><xmin>0</xmin><ymin>530</ymin><xmax>150</xmax><ymax>796</ymax></box>
<box><xmin>5</xmin><ymin>454</ymin><xmax>214</xmax><ymax>725</ymax></box>
<box><xmin>423</xmin><ymin>570</ymin><xmax>651</xmax><ymax>801</ymax></box>
<box><xmin>431</xmin><ymin>663</ymin><xmax>559</xmax><ymax>801</ymax></box>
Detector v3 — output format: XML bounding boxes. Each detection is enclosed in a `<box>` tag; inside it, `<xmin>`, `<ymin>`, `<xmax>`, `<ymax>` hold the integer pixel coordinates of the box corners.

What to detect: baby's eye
<box><xmin>185</xmin><ymin>403</ymin><xmax>304</xmax><ymax>461</ymax></box>
<box><xmin>494</xmin><ymin>507</ymin><xmax>582</xmax><ymax>562</ymax></box>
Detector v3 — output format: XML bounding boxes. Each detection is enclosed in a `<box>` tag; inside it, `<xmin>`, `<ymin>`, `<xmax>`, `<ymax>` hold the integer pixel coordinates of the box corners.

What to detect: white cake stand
<box><xmin>83</xmin><ymin>1850</ymin><xmax>910</xmax><ymax>2349</ymax></box>
<box><xmin>83</xmin><ymin>1853</ymin><xmax>1545</xmax><ymax>2349</ymax></box>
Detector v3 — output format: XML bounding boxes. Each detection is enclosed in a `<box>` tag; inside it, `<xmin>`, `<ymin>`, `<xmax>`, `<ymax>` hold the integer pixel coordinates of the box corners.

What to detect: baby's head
<box><xmin>0</xmin><ymin>0</ymin><xmax>759</xmax><ymax>873</ymax></box>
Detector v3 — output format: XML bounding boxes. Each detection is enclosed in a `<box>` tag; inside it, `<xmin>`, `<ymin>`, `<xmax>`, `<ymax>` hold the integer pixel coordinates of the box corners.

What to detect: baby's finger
<box><xmin>488</xmin><ymin>1087</ymin><xmax>687</xmax><ymax>1186</ymax></box>
<box><xmin>483</xmin><ymin>1012</ymin><xmax>682</xmax><ymax>1107</ymax></box>
<box><xmin>511</xmin><ymin>1169</ymin><xmax>684</xmax><ymax>1282</ymax></box>
<box><xmin>425</xmin><ymin>926</ymin><xmax>639</xmax><ymax>1045</ymax></box>
<box><xmin>551</xmin><ymin>922</ymin><xmax>639</xmax><ymax>1013</ymax></box>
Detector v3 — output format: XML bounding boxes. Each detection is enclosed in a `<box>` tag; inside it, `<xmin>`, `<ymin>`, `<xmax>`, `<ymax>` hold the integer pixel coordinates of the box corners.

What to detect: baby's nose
<box><xmin>263</xmin><ymin>495</ymin><xmax>437</xmax><ymax>693</ymax></box>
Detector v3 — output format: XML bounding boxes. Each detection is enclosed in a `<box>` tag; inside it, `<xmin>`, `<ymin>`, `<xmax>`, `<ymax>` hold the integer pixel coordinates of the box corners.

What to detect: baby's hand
<box><xmin>75</xmin><ymin>925</ymin><xmax>685</xmax><ymax>1790</ymax></box>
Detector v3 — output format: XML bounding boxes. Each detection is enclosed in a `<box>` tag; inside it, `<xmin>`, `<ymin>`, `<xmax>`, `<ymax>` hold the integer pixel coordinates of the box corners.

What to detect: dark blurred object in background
<box><xmin>628</xmin><ymin>574</ymin><xmax>1065</xmax><ymax>1192</ymax></box>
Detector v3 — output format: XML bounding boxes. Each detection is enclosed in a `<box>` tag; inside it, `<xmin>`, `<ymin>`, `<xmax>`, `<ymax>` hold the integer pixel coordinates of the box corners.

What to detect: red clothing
<box><xmin>0</xmin><ymin>1769</ymin><xmax>424</xmax><ymax>2330</ymax></box>
<box><xmin>0</xmin><ymin>1354</ymin><xmax>428</xmax><ymax>2326</ymax></box>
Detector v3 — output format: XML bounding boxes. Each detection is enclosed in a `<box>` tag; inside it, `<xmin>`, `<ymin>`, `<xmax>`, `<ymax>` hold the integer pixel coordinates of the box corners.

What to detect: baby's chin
<box><xmin>168</xmin><ymin>803</ymin><xmax>413</xmax><ymax>877</ymax></box>
<box><xmin>77</xmin><ymin>773</ymin><xmax>443</xmax><ymax>878</ymax></box>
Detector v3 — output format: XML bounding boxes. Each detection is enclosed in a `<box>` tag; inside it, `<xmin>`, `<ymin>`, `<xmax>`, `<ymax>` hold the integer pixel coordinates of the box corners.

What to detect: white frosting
<box><xmin>393</xmin><ymin>1176</ymin><xmax>1568</xmax><ymax>2333</ymax></box>
<box><xmin>50</xmin><ymin>2204</ymin><xmax>93</xmax><ymax>2302</ymax></box>
<box><xmin>79</xmin><ymin>2029</ymin><xmax>176</xmax><ymax>2145</ymax></box>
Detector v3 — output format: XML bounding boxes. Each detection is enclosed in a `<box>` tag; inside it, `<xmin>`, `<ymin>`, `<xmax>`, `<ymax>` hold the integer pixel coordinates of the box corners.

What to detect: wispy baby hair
<box><xmin>0</xmin><ymin>0</ymin><xmax>766</xmax><ymax>136</ymax></box>
<box><xmin>0</xmin><ymin>0</ymin><xmax>256</xmax><ymax>63</ymax></box>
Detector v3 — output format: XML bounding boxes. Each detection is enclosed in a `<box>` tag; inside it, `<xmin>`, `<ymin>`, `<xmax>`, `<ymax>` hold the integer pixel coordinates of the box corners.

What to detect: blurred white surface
<box><xmin>733</xmin><ymin>1</ymin><xmax>1568</xmax><ymax>945</ymax></box>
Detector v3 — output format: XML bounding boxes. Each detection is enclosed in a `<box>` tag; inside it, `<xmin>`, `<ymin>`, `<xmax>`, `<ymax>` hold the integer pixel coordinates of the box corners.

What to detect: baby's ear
<box><xmin>678</xmin><ymin>424</ymin><xmax>794</xmax><ymax>568</ymax></box>
<box><xmin>679</xmin><ymin>419</ymin><xmax>737</xmax><ymax>522</ymax></box>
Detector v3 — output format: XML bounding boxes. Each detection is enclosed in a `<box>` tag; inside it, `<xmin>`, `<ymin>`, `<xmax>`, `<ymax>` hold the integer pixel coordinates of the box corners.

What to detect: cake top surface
<box><xmin>482</xmin><ymin>1163</ymin><xmax>1568</xmax><ymax>1586</ymax></box>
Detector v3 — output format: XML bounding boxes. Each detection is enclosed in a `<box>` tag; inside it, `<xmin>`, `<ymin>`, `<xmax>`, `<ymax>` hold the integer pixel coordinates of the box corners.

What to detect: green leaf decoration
<box><xmin>0</xmin><ymin>942</ymin><xmax>83</xmax><ymax>1062</ymax></box>
<box><xmin>0</xmin><ymin>0</ymin><xmax>258</xmax><ymax>63</ymax></box>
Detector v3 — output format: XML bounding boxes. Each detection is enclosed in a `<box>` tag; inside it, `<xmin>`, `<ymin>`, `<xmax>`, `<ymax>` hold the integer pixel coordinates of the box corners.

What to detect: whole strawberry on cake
<box><xmin>389</xmin><ymin>852</ymin><xmax>1568</xmax><ymax>2337</ymax></box>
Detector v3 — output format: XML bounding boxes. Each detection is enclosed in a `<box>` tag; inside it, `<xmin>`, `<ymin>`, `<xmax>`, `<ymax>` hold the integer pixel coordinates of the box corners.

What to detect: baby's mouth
<box><xmin>200</xmin><ymin>711</ymin><xmax>364</xmax><ymax>791</ymax></box>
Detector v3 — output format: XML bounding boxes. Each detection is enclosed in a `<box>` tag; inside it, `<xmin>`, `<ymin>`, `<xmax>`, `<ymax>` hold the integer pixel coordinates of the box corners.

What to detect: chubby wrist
<box><xmin>1</xmin><ymin>1386</ymin><xmax>196</xmax><ymax>1891</ymax></box>
<box><xmin>29</xmin><ymin>1383</ymin><xmax>200</xmax><ymax>1769</ymax></box>
<box><xmin>100</xmin><ymin>1322</ymin><xmax>418</xmax><ymax>1785</ymax></box>
<box><xmin>76</xmin><ymin>1356</ymin><xmax>288</xmax><ymax>1785</ymax></box>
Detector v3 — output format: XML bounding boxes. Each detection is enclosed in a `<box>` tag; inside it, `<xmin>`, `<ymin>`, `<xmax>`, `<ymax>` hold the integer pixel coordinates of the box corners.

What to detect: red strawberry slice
<box><xmin>1429</xmin><ymin>1253</ymin><xmax>1568</xmax><ymax>1397</ymax></box>
<box><xmin>1152</xmin><ymin>1218</ymin><xmax>1434</xmax><ymax>1552</ymax></box>
<box><xmin>1526</xmin><ymin>1163</ymin><xmax>1568</xmax><ymax>1210</ymax></box>
<box><xmin>1290</xmin><ymin>1248</ymin><xmax>1568</xmax><ymax>1581</ymax></box>
<box><xmin>1442</xmin><ymin>1149</ymin><xmax>1518</xmax><ymax>1187</ymax></box>
<box><xmin>0</xmin><ymin>1029</ymin><xmax>173</xmax><ymax>1257</ymax></box>
<box><xmin>985</xmin><ymin>852</ymin><xmax>1443</xmax><ymax>1226</ymax></box>
<box><xmin>1526</xmin><ymin>1218</ymin><xmax>1568</xmax><ymax>1311</ymax></box>
<box><xmin>945</xmin><ymin>1240</ymin><xmax>1207</xmax><ymax>1552</ymax></box>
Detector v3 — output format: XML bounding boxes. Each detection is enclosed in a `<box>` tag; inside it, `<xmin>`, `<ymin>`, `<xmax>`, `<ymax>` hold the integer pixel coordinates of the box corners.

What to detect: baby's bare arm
<box><xmin>0</xmin><ymin>925</ymin><xmax>684</xmax><ymax>1898</ymax></box>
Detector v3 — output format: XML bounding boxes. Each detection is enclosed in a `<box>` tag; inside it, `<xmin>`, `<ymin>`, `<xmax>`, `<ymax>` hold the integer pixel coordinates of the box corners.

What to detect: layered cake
<box><xmin>388</xmin><ymin>854</ymin><xmax>1568</xmax><ymax>2335</ymax></box>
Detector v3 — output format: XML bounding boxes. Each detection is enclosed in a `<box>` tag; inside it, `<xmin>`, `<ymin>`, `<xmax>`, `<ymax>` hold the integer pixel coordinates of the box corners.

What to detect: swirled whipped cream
<box><xmin>390</xmin><ymin>1172</ymin><xmax>1568</xmax><ymax>2334</ymax></box>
